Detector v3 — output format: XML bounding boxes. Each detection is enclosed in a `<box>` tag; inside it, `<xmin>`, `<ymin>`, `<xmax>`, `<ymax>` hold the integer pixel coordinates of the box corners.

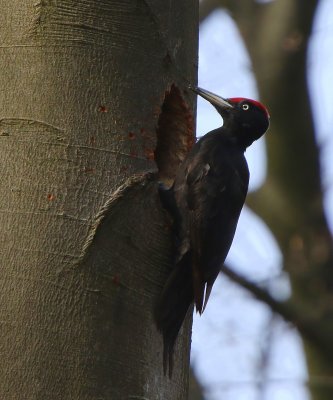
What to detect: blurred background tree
<box><xmin>190</xmin><ymin>1</ymin><xmax>333</xmax><ymax>399</ymax></box>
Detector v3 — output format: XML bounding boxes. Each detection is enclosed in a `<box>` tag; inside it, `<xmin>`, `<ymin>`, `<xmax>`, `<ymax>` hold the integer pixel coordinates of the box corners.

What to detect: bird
<box><xmin>154</xmin><ymin>86</ymin><xmax>270</xmax><ymax>377</ymax></box>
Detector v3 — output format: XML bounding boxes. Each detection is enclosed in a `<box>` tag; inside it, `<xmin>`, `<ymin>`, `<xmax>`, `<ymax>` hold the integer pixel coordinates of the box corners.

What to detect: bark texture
<box><xmin>0</xmin><ymin>1</ymin><xmax>198</xmax><ymax>398</ymax></box>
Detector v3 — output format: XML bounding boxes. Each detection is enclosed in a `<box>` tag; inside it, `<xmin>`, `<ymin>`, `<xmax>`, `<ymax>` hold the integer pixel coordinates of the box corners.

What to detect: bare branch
<box><xmin>222</xmin><ymin>265</ymin><xmax>296</xmax><ymax>322</ymax></box>
<box><xmin>221</xmin><ymin>265</ymin><xmax>333</xmax><ymax>365</ymax></box>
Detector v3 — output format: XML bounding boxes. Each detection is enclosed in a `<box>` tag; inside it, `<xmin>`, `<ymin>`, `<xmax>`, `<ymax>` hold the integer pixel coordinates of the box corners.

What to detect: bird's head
<box><xmin>192</xmin><ymin>86</ymin><xmax>270</xmax><ymax>148</ymax></box>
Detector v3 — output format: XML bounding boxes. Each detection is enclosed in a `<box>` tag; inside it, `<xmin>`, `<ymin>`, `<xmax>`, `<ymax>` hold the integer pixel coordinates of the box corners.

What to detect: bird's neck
<box><xmin>221</xmin><ymin>120</ymin><xmax>254</xmax><ymax>151</ymax></box>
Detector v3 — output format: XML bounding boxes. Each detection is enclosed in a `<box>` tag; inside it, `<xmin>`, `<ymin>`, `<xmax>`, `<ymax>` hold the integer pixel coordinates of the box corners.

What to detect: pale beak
<box><xmin>191</xmin><ymin>86</ymin><xmax>234</xmax><ymax>110</ymax></box>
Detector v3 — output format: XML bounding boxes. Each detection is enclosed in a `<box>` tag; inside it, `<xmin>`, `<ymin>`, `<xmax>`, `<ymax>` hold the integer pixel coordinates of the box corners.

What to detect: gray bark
<box><xmin>0</xmin><ymin>1</ymin><xmax>198</xmax><ymax>398</ymax></box>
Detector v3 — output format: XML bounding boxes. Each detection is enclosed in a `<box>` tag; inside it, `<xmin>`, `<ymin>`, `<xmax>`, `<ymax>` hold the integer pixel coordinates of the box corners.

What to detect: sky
<box><xmin>191</xmin><ymin>1</ymin><xmax>333</xmax><ymax>399</ymax></box>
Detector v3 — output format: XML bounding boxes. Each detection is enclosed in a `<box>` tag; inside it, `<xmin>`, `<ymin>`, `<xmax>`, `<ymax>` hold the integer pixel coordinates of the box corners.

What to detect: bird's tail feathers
<box><xmin>154</xmin><ymin>255</ymin><xmax>193</xmax><ymax>377</ymax></box>
<box><xmin>202</xmin><ymin>283</ymin><xmax>213</xmax><ymax>313</ymax></box>
<box><xmin>192</xmin><ymin>265</ymin><xmax>205</xmax><ymax>314</ymax></box>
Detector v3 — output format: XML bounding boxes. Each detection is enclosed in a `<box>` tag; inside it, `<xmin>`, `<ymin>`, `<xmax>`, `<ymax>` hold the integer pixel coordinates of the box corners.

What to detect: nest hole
<box><xmin>155</xmin><ymin>84</ymin><xmax>195</xmax><ymax>186</ymax></box>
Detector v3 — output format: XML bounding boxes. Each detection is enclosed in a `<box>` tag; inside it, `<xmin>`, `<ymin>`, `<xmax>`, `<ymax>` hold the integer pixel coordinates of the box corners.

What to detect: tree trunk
<box><xmin>0</xmin><ymin>1</ymin><xmax>198</xmax><ymax>398</ymax></box>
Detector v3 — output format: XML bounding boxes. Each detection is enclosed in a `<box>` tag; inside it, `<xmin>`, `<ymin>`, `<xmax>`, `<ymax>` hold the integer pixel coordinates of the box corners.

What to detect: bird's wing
<box><xmin>185</xmin><ymin>147</ymin><xmax>249</xmax><ymax>313</ymax></box>
<box><xmin>185</xmin><ymin>159</ymin><xmax>229</xmax><ymax>313</ymax></box>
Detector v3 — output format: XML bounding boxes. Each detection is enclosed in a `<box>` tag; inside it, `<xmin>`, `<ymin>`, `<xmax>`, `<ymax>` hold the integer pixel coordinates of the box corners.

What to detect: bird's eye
<box><xmin>242</xmin><ymin>104</ymin><xmax>250</xmax><ymax>111</ymax></box>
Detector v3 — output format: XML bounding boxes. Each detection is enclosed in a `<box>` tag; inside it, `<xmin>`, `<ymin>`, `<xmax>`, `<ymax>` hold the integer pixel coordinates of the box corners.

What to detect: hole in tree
<box><xmin>155</xmin><ymin>84</ymin><xmax>195</xmax><ymax>186</ymax></box>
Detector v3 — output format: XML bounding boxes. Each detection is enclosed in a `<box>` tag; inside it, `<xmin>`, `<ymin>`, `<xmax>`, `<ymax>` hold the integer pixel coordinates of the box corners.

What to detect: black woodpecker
<box><xmin>155</xmin><ymin>86</ymin><xmax>270</xmax><ymax>376</ymax></box>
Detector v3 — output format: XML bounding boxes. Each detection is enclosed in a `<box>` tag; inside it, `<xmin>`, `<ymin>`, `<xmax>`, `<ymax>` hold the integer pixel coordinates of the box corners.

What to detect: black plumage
<box><xmin>155</xmin><ymin>87</ymin><xmax>270</xmax><ymax>376</ymax></box>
